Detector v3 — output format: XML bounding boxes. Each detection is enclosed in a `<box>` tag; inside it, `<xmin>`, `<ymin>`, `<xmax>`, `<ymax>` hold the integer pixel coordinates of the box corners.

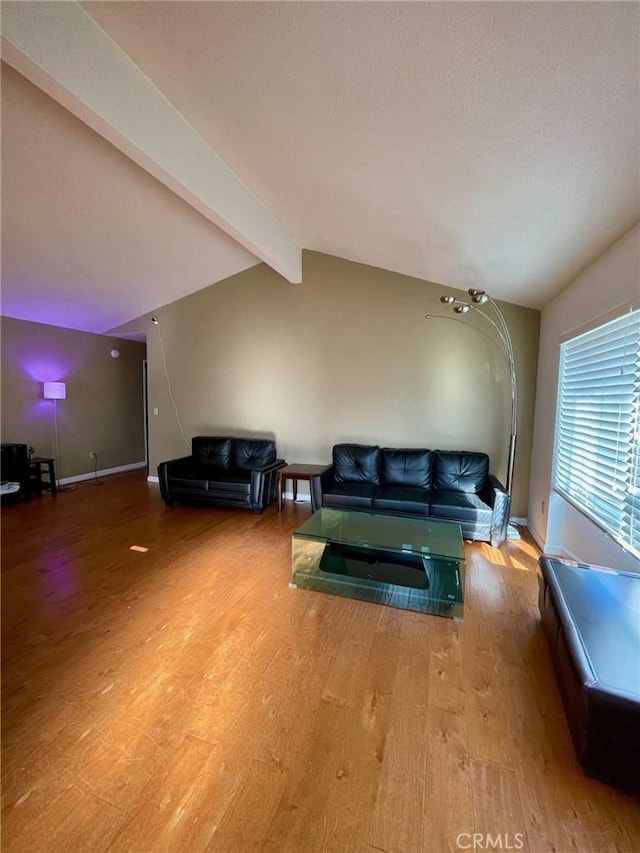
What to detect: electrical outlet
<box><xmin>89</xmin><ymin>451</ymin><xmax>97</xmax><ymax>459</ymax></box>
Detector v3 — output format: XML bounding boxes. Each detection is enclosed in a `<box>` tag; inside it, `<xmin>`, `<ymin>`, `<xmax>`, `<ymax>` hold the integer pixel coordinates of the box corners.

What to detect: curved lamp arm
<box><xmin>484</xmin><ymin>297</ymin><xmax>517</xmax><ymax>437</ymax></box>
<box><xmin>434</xmin><ymin>289</ymin><xmax>518</xmax><ymax>496</ymax></box>
<box><xmin>425</xmin><ymin>313</ymin><xmax>510</xmax><ymax>357</ymax></box>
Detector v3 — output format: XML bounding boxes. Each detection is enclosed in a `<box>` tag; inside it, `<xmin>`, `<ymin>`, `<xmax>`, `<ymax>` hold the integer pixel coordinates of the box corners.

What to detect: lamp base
<box><xmin>507</xmin><ymin>523</ymin><xmax>521</xmax><ymax>540</ymax></box>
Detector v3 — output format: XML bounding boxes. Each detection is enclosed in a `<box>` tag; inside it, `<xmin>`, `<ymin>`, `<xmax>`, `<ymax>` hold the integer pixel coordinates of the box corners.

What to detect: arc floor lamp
<box><xmin>432</xmin><ymin>289</ymin><xmax>518</xmax><ymax>497</ymax></box>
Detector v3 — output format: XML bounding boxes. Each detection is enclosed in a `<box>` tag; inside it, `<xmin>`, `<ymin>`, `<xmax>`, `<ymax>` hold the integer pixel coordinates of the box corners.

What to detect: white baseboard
<box><xmin>147</xmin><ymin>475</ymin><xmax>159</xmax><ymax>484</ymax></box>
<box><xmin>558</xmin><ymin>546</ymin><xmax>582</xmax><ymax>561</ymax></box>
<box><xmin>283</xmin><ymin>491</ymin><xmax>311</xmax><ymax>503</ymax></box>
<box><xmin>59</xmin><ymin>461</ymin><xmax>146</xmax><ymax>485</ymax></box>
<box><xmin>510</xmin><ymin>523</ymin><xmax>581</xmax><ymax>560</ymax></box>
<box><xmin>510</xmin><ymin>516</ymin><xmax>528</xmax><ymax>527</ymax></box>
<box><xmin>541</xmin><ymin>541</ymin><xmax>580</xmax><ymax>561</ymax></box>
<box><xmin>526</xmin><ymin>520</ymin><xmax>546</xmax><ymax>552</ymax></box>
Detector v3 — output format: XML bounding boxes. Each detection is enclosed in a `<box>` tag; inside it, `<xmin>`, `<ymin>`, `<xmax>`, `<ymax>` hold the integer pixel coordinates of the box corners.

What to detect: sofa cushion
<box><xmin>169</xmin><ymin>466</ymin><xmax>210</xmax><ymax>491</ymax></box>
<box><xmin>323</xmin><ymin>482</ymin><xmax>378</xmax><ymax>509</ymax></box>
<box><xmin>432</xmin><ymin>451</ymin><xmax>489</xmax><ymax>494</ymax></box>
<box><xmin>233</xmin><ymin>439</ymin><xmax>276</xmax><ymax>470</ymax></box>
<box><xmin>192</xmin><ymin>437</ymin><xmax>232</xmax><ymax>470</ymax></box>
<box><xmin>333</xmin><ymin>444</ymin><xmax>380</xmax><ymax>484</ymax></box>
<box><xmin>373</xmin><ymin>485</ymin><xmax>430</xmax><ymax>514</ymax></box>
<box><xmin>381</xmin><ymin>448</ymin><xmax>432</xmax><ymax>488</ymax></box>
<box><xmin>207</xmin><ymin>468</ymin><xmax>252</xmax><ymax>493</ymax></box>
<box><xmin>430</xmin><ymin>489</ymin><xmax>493</xmax><ymax>524</ymax></box>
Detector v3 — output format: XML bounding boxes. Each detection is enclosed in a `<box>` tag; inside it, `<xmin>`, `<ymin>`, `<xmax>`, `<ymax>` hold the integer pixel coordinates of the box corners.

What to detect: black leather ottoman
<box><xmin>538</xmin><ymin>556</ymin><xmax>640</xmax><ymax>792</ymax></box>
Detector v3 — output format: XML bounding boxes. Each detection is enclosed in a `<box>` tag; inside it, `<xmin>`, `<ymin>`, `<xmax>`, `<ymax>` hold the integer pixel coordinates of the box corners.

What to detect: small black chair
<box><xmin>1</xmin><ymin>443</ymin><xmax>31</xmax><ymax>500</ymax></box>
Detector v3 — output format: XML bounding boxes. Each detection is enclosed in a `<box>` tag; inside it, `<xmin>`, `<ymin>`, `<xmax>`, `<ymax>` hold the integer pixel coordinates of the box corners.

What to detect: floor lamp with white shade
<box><xmin>43</xmin><ymin>381</ymin><xmax>66</xmax><ymax>489</ymax></box>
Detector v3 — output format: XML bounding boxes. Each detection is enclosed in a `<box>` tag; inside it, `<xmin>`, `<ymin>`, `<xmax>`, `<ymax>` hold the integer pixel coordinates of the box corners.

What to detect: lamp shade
<box><xmin>43</xmin><ymin>381</ymin><xmax>66</xmax><ymax>400</ymax></box>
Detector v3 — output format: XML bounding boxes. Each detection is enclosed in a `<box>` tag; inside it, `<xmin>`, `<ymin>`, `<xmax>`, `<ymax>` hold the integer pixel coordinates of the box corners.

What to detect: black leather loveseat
<box><xmin>158</xmin><ymin>436</ymin><xmax>286</xmax><ymax>513</ymax></box>
<box><xmin>538</xmin><ymin>556</ymin><xmax>640</xmax><ymax>792</ymax></box>
<box><xmin>310</xmin><ymin>444</ymin><xmax>510</xmax><ymax>547</ymax></box>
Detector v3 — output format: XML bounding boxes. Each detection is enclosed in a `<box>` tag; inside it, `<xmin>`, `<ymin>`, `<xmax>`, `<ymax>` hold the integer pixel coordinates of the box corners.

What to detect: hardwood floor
<box><xmin>2</xmin><ymin>472</ymin><xmax>638</xmax><ymax>852</ymax></box>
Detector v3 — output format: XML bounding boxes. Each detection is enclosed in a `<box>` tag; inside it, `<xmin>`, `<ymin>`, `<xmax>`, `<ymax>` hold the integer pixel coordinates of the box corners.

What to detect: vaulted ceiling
<box><xmin>1</xmin><ymin>1</ymin><xmax>638</xmax><ymax>335</ymax></box>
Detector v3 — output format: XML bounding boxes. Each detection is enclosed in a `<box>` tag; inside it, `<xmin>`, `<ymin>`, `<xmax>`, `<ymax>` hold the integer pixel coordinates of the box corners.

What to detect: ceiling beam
<box><xmin>1</xmin><ymin>1</ymin><xmax>302</xmax><ymax>283</ymax></box>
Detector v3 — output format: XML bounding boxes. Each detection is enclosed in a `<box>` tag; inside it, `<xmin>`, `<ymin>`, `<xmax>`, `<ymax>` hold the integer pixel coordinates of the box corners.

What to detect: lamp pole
<box><xmin>43</xmin><ymin>381</ymin><xmax>67</xmax><ymax>490</ymax></box>
<box><xmin>435</xmin><ymin>289</ymin><xmax>517</xmax><ymax>497</ymax></box>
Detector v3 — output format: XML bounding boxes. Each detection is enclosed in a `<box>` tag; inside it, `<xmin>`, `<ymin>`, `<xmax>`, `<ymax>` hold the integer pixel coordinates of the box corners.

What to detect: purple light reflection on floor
<box><xmin>39</xmin><ymin>552</ymin><xmax>78</xmax><ymax>602</ymax></box>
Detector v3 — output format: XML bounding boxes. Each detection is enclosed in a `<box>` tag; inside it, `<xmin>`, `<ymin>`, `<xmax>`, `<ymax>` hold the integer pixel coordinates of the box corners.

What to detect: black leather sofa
<box><xmin>310</xmin><ymin>444</ymin><xmax>510</xmax><ymax>547</ymax></box>
<box><xmin>538</xmin><ymin>555</ymin><xmax>640</xmax><ymax>792</ymax></box>
<box><xmin>158</xmin><ymin>436</ymin><xmax>286</xmax><ymax>513</ymax></box>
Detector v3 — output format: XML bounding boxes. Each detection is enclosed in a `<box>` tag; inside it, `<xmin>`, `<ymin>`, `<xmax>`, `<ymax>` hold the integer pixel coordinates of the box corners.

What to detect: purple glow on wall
<box><xmin>17</xmin><ymin>354</ymin><xmax>72</xmax><ymax>383</ymax></box>
<box><xmin>32</xmin><ymin>399</ymin><xmax>56</xmax><ymax>421</ymax></box>
<box><xmin>11</xmin><ymin>351</ymin><xmax>74</xmax><ymax>420</ymax></box>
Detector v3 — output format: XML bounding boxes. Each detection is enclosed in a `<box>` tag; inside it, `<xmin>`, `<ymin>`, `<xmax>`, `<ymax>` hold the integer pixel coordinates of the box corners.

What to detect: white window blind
<box><xmin>554</xmin><ymin>308</ymin><xmax>640</xmax><ymax>558</ymax></box>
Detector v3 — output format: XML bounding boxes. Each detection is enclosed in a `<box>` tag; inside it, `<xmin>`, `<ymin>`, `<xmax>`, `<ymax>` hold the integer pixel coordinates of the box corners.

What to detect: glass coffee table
<box><xmin>291</xmin><ymin>508</ymin><xmax>466</xmax><ymax>619</ymax></box>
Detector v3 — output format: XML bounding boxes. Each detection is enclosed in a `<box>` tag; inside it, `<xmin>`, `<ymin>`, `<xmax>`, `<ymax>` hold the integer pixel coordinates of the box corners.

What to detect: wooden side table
<box><xmin>276</xmin><ymin>464</ymin><xmax>330</xmax><ymax>512</ymax></box>
<box><xmin>29</xmin><ymin>456</ymin><xmax>57</xmax><ymax>494</ymax></box>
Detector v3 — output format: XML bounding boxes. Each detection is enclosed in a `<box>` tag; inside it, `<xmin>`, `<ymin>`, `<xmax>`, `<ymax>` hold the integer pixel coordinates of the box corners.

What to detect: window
<box><xmin>554</xmin><ymin>308</ymin><xmax>639</xmax><ymax>558</ymax></box>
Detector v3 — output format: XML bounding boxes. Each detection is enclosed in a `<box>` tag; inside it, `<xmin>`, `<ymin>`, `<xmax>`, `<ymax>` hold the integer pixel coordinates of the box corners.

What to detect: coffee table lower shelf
<box><xmin>291</xmin><ymin>537</ymin><xmax>464</xmax><ymax>620</ymax></box>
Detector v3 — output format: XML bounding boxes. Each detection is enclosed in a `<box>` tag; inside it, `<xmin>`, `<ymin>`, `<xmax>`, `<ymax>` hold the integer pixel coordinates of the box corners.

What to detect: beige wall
<box><xmin>141</xmin><ymin>251</ymin><xmax>539</xmax><ymax>518</ymax></box>
<box><xmin>529</xmin><ymin>225</ymin><xmax>639</xmax><ymax>571</ymax></box>
<box><xmin>1</xmin><ymin>317</ymin><xmax>146</xmax><ymax>479</ymax></box>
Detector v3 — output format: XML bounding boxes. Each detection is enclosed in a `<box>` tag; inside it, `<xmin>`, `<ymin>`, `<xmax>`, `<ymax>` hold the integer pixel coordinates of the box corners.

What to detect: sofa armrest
<box><xmin>310</xmin><ymin>465</ymin><xmax>336</xmax><ymax>512</ymax></box>
<box><xmin>250</xmin><ymin>459</ymin><xmax>287</xmax><ymax>510</ymax></box>
<box><xmin>157</xmin><ymin>455</ymin><xmax>193</xmax><ymax>502</ymax></box>
<box><xmin>249</xmin><ymin>458</ymin><xmax>287</xmax><ymax>475</ymax></box>
<box><xmin>484</xmin><ymin>474</ymin><xmax>511</xmax><ymax>547</ymax></box>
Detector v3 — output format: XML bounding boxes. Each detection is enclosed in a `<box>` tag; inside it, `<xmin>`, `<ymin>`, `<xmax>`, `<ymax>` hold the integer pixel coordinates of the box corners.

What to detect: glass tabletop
<box><xmin>293</xmin><ymin>508</ymin><xmax>464</xmax><ymax>562</ymax></box>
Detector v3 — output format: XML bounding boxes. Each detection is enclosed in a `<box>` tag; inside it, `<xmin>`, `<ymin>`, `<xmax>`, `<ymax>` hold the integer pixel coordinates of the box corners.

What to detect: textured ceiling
<box><xmin>1</xmin><ymin>1</ymin><xmax>638</xmax><ymax>336</ymax></box>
